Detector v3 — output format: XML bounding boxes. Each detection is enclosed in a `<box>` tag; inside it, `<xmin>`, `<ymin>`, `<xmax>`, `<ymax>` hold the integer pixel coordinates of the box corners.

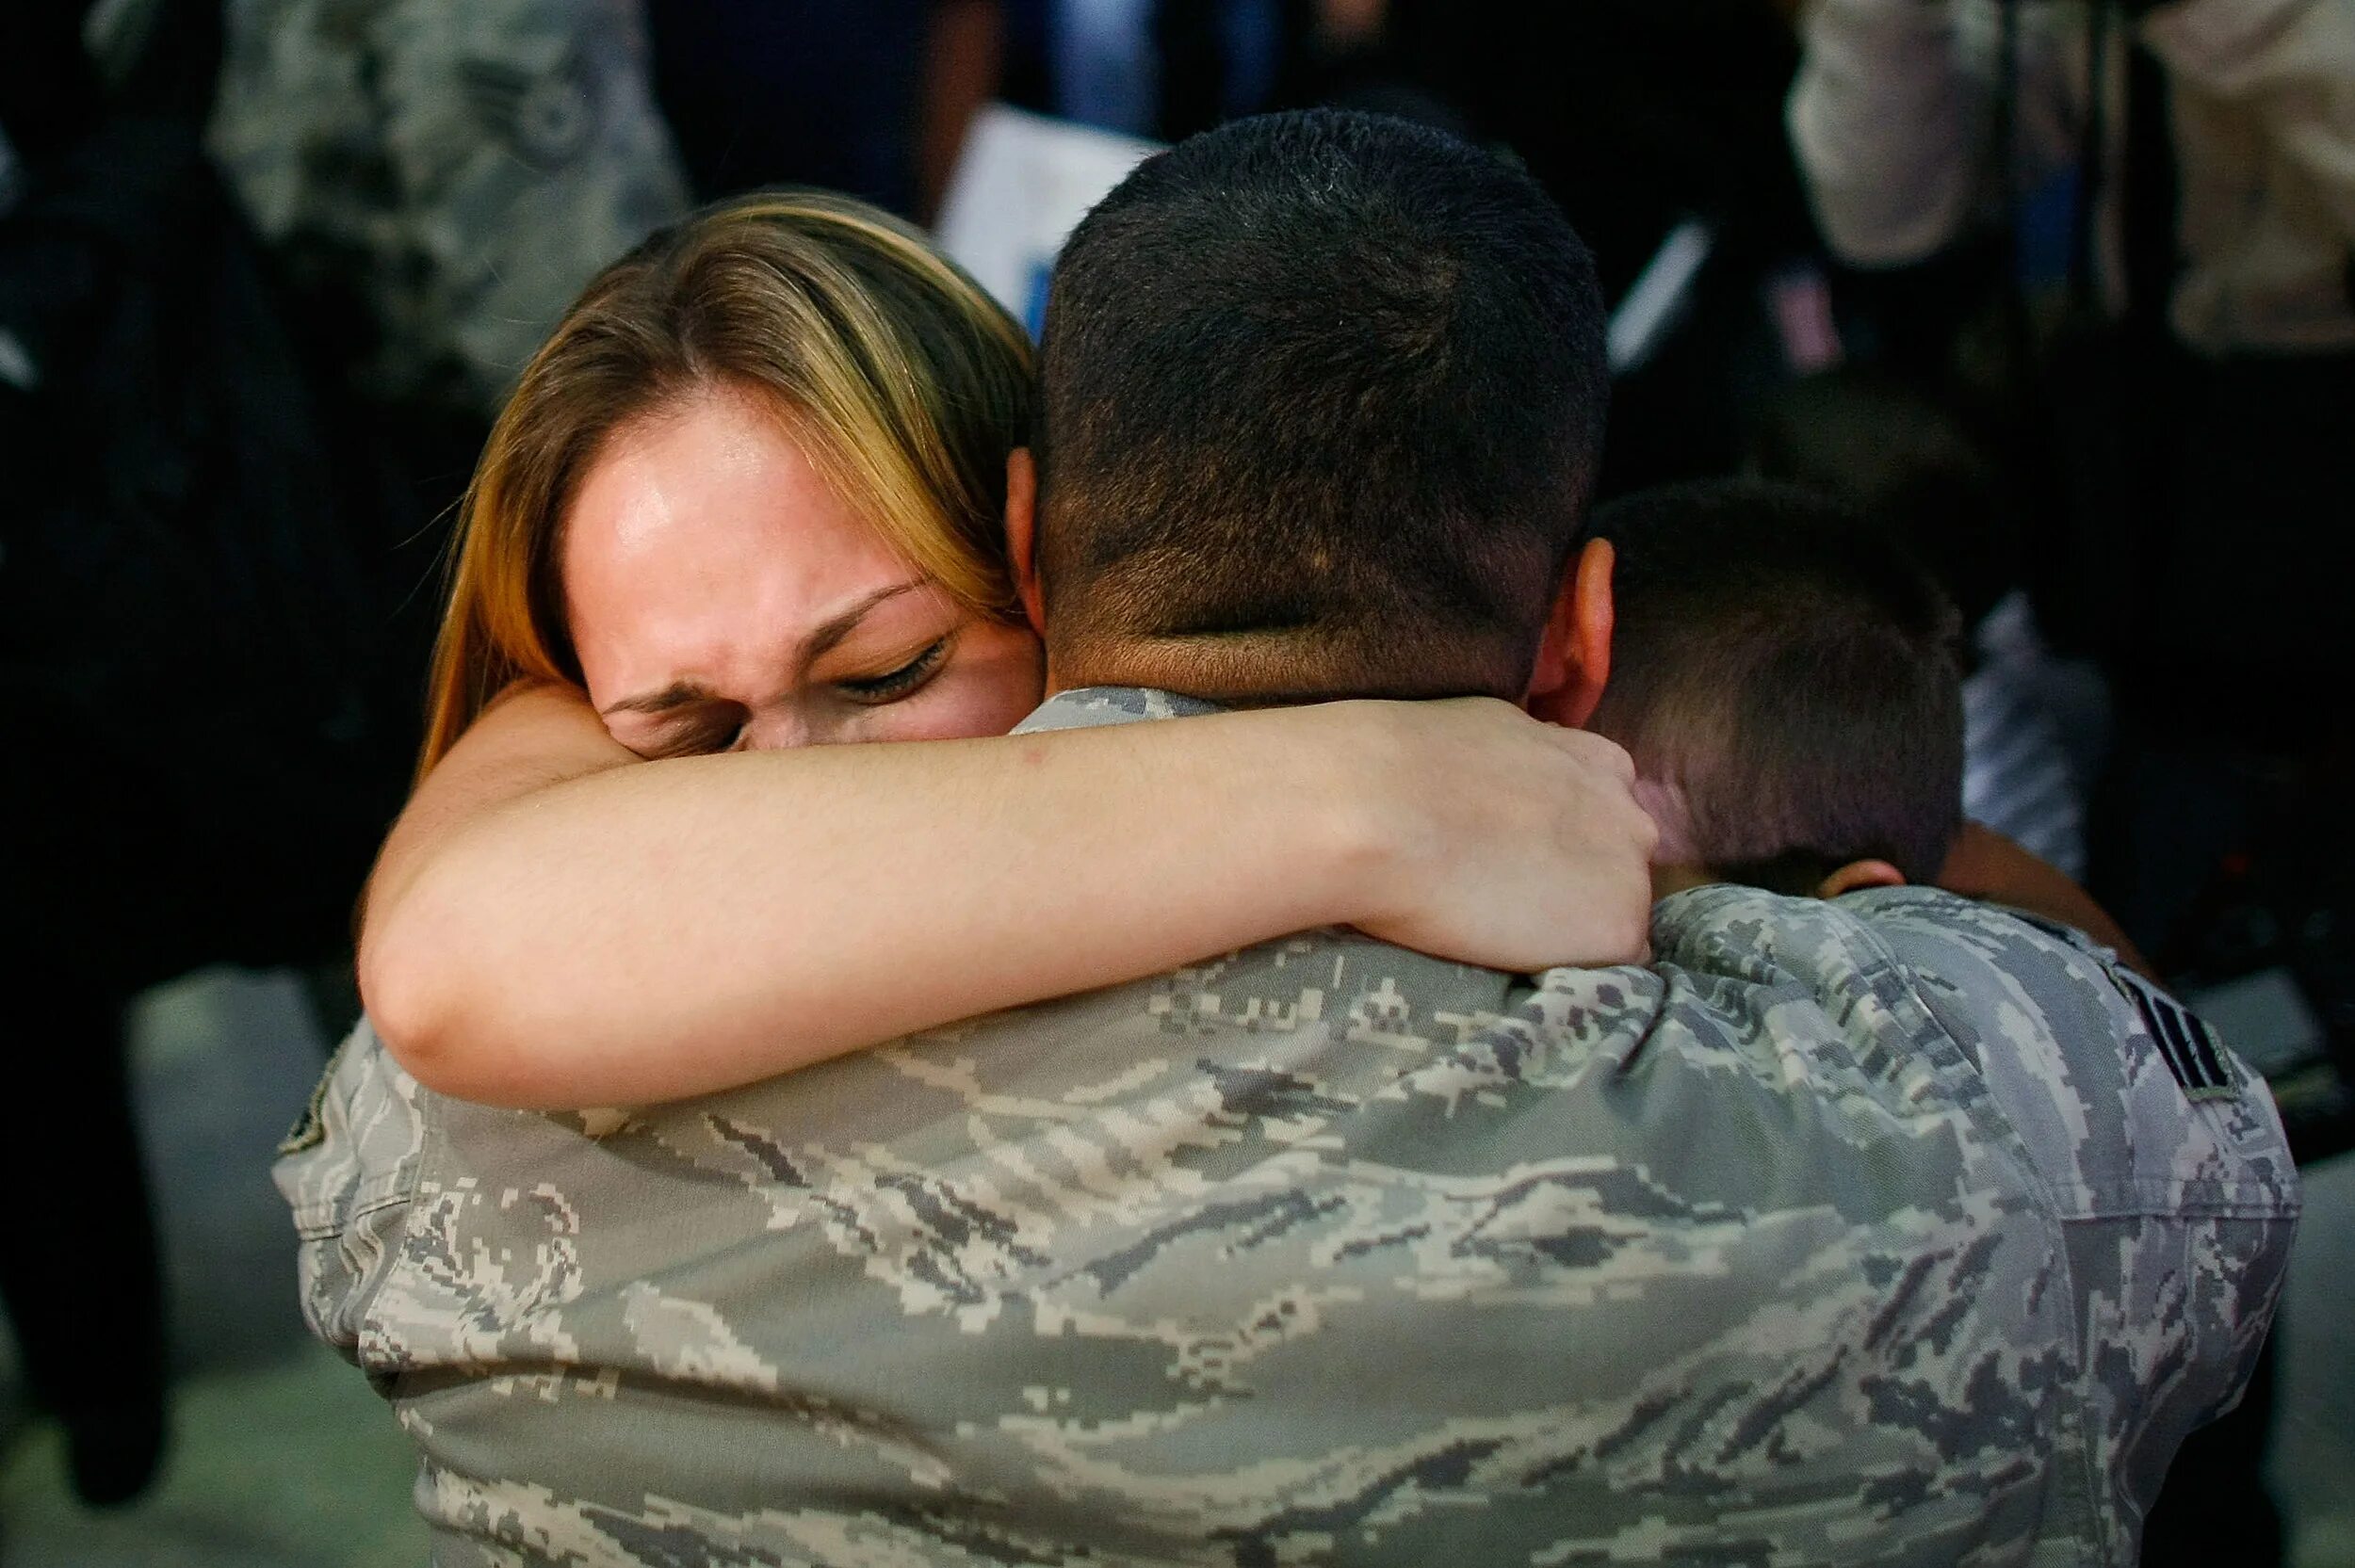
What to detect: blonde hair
<box><xmin>417</xmin><ymin>190</ymin><xmax>1035</xmax><ymax>776</ymax></box>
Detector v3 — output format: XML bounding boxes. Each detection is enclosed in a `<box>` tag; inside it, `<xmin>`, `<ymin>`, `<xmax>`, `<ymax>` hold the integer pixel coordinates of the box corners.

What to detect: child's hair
<box><xmin>1588</xmin><ymin>479</ymin><xmax>1966</xmax><ymax>895</ymax></box>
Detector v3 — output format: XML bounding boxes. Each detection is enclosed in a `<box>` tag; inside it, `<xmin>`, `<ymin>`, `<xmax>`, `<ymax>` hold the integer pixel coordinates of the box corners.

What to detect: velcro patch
<box><xmin>2116</xmin><ymin>972</ymin><xmax>2240</xmax><ymax>1101</ymax></box>
<box><xmin>278</xmin><ymin>1065</ymin><xmax>333</xmax><ymax>1156</ymax></box>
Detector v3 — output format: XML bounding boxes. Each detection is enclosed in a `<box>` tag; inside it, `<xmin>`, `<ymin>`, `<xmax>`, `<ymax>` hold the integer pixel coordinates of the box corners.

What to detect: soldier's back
<box><xmin>284</xmin><ymin>886</ymin><xmax>2296</xmax><ymax>1566</ymax></box>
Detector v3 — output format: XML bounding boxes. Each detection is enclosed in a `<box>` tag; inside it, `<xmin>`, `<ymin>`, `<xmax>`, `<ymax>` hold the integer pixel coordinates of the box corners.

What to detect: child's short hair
<box><xmin>1589</xmin><ymin>479</ymin><xmax>1966</xmax><ymax>895</ymax></box>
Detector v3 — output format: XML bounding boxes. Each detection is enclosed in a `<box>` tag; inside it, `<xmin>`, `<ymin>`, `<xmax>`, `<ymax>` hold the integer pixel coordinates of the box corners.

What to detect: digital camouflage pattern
<box><xmin>208</xmin><ymin>0</ymin><xmax>689</xmax><ymax>412</ymax></box>
<box><xmin>280</xmin><ymin>688</ymin><xmax>2299</xmax><ymax>1566</ymax></box>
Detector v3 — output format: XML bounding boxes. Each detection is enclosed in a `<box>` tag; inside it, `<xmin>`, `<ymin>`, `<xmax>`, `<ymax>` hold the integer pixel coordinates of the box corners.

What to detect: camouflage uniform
<box><xmin>207</xmin><ymin>0</ymin><xmax>689</xmax><ymax>413</ymax></box>
<box><xmin>280</xmin><ymin>687</ymin><xmax>2300</xmax><ymax>1566</ymax></box>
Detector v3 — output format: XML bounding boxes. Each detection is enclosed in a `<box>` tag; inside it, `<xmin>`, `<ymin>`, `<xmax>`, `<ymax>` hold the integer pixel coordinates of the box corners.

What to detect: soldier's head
<box><xmin>1007</xmin><ymin>110</ymin><xmax>1615</xmax><ymax>711</ymax></box>
<box><xmin>421</xmin><ymin>190</ymin><xmax>1044</xmax><ymax>776</ymax></box>
<box><xmin>1587</xmin><ymin>480</ymin><xmax>1966</xmax><ymax>899</ymax></box>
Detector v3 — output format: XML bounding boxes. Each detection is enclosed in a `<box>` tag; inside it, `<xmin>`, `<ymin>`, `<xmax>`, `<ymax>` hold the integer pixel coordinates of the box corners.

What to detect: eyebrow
<box><xmin>803</xmin><ymin>578</ymin><xmax>926</xmax><ymax>662</ymax></box>
<box><xmin>598</xmin><ymin>578</ymin><xmax>930</xmax><ymax>719</ymax></box>
<box><xmin>600</xmin><ymin>680</ymin><xmax>718</xmax><ymax>719</ymax></box>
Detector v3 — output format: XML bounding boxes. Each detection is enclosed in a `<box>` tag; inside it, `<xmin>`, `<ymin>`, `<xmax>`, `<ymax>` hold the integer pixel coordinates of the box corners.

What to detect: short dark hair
<box><xmin>1034</xmin><ymin>109</ymin><xmax>1609</xmax><ymax>700</ymax></box>
<box><xmin>1588</xmin><ymin>480</ymin><xmax>1965</xmax><ymax>892</ymax></box>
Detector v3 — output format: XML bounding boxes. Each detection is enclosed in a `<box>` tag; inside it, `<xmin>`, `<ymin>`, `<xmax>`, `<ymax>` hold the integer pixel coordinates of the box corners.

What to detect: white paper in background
<box><xmin>934</xmin><ymin>104</ymin><xmax>1161</xmax><ymax>338</ymax></box>
<box><xmin>0</xmin><ymin>126</ymin><xmax>35</xmax><ymax>394</ymax></box>
<box><xmin>1606</xmin><ymin>218</ymin><xmax>1713</xmax><ymax>376</ymax></box>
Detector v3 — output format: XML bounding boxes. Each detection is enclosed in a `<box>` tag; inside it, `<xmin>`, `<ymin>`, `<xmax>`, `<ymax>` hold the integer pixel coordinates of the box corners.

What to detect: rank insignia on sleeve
<box><xmin>2115</xmin><ymin>971</ymin><xmax>2241</xmax><ymax>1101</ymax></box>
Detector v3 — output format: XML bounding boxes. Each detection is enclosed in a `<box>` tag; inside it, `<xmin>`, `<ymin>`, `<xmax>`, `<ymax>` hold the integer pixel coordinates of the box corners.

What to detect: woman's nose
<box><xmin>737</xmin><ymin>709</ymin><xmax>816</xmax><ymax>752</ymax></box>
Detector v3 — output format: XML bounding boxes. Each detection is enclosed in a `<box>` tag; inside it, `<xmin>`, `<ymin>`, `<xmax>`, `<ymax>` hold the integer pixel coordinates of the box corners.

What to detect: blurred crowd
<box><xmin>1</xmin><ymin>0</ymin><xmax>2349</xmax><ymax>1544</ymax></box>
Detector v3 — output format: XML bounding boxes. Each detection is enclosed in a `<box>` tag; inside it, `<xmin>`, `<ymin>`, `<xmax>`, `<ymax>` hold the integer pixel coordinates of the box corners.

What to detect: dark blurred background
<box><xmin>0</xmin><ymin>0</ymin><xmax>2348</xmax><ymax>1561</ymax></box>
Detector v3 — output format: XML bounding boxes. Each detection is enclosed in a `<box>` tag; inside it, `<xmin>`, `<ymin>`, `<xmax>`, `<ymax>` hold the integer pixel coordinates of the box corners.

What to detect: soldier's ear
<box><xmin>1818</xmin><ymin>860</ymin><xmax>1908</xmax><ymax>898</ymax></box>
<box><xmin>1004</xmin><ymin>448</ymin><xmax>1046</xmax><ymax>639</ymax></box>
<box><xmin>1526</xmin><ymin>538</ymin><xmax>1614</xmax><ymax>727</ymax></box>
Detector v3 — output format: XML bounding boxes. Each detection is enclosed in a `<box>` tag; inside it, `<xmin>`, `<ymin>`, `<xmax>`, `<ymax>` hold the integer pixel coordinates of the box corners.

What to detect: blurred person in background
<box><xmin>3</xmin><ymin>0</ymin><xmax>689</xmax><ymax>1510</ymax></box>
<box><xmin>1789</xmin><ymin>0</ymin><xmax>2355</xmax><ymax>718</ymax></box>
<box><xmin>0</xmin><ymin>0</ymin><xmax>448</xmax><ymax>1507</ymax></box>
<box><xmin>210</xmin><ymin>0</ymin><xmax>690</xmax><ymax>422</ymax></box>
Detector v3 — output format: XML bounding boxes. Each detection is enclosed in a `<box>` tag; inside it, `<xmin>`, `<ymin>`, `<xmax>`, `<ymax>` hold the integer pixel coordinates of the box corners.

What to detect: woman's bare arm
<box><xmin>361</xmin><ymin>684</ymin><xmax>1656</xmax><ymax>1108</ymax></box>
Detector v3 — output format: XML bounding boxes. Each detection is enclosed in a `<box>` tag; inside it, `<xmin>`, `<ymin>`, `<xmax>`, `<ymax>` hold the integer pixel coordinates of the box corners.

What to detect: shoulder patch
<box><xmin>2114</xmin><ymin>971</ymin><xmax>2241</xmax><ymax>1101</ymax></box>
<box><xmin>279</xmin><ymin>1062</ymin><xmax>334</xmax><ymax>1156</ymax></box>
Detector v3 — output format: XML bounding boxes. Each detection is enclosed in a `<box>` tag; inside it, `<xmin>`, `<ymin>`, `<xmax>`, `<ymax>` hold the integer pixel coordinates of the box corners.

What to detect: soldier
<box><xmin>209</xmin><ymin>0</ymin><xmax>689</xmax><ymax>416</ymax></box>
<box><xmin>285</xmin><ymin>112</ymin><xmax>2297</xmax><ymax>1565</ymax></box>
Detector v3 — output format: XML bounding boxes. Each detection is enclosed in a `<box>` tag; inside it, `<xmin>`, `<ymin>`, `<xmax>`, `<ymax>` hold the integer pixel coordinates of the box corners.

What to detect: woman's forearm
<box><xmin>361</xmin><ymin>687</ymin><xmax>1654</xmax><ymax>1109</ymax></box>
<box><xmin>368</xmin><ymin>712</ymin><xmax>1382</xmax><ymax>1107</ymax></box>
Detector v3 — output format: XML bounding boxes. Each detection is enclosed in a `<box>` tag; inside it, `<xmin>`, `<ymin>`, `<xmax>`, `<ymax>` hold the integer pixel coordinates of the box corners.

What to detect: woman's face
<box><xmin>562</xmin><ymin>385</ymin><xmax>1043</xmax><ymax>756</ymax></box>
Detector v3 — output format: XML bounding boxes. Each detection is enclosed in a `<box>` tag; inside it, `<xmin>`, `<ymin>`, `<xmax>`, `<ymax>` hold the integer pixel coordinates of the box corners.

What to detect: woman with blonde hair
<box><xmin>359</xmin><ymin>189</ymin><xmax>1652</xmax><ymax>1109</ymax></box>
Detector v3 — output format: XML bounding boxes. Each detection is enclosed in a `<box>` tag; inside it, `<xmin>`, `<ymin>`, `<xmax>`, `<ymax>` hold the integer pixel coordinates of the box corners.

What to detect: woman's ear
<box><xmin>1817</xmin><ymin>859</ymin><xmax>1908</xmax><ymax>898</ymax></box>
<box><xmin>1526</xmin><ymin>538</ymin><xmax>1615</xmax><ymax>727</ymax></box>
<box><xmin>1003</xmin><ymin>447</ymin><xmax>1046</xmax><ymax>638</ymax></box>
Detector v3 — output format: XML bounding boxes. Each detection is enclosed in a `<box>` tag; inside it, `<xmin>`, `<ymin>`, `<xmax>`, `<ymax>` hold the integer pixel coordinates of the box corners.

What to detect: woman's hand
<box><xmin>1329</xmin><ymin>698</ymin><xmax>1659</xmax><ymax>972</ymax></box>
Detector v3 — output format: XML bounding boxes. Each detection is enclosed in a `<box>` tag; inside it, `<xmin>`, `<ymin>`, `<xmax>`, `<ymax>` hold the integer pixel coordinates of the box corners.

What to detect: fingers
<box><xmin>1624</xmin><ymin>794</ymin><xmax>1664</xmax><ymax>862</ymax></box>
<box><xmin>1542</xmin><ymin>730</ymin><xmax>1655</xmax><ymax>857</ymax></box>
<box><xmin>1548</xmin><ymin>725</ymin><xmax>1638</xmax><ymax>783</ymax></box>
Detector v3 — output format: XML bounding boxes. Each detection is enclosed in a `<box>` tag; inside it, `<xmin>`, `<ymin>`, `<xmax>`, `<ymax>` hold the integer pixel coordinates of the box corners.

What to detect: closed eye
<box><xmin>836</xmin><ymin>638</ymin><xmax>950</xmax><ymax>704</ymax></box>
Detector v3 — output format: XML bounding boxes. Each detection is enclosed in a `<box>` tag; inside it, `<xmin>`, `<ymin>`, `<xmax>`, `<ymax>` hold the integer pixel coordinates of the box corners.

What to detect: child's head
<box><xmin>1587</xmin><ymin>479</ymin><xmax>1965</xmax><ymax>899</ymax></box>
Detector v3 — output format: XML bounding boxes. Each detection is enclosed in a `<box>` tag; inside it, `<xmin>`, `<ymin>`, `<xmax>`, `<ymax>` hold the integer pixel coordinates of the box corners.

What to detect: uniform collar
<box><xmin>1010</xmin><ymin>686</ymin><xmax>1227</xmax><ymax>735</ymax></box>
